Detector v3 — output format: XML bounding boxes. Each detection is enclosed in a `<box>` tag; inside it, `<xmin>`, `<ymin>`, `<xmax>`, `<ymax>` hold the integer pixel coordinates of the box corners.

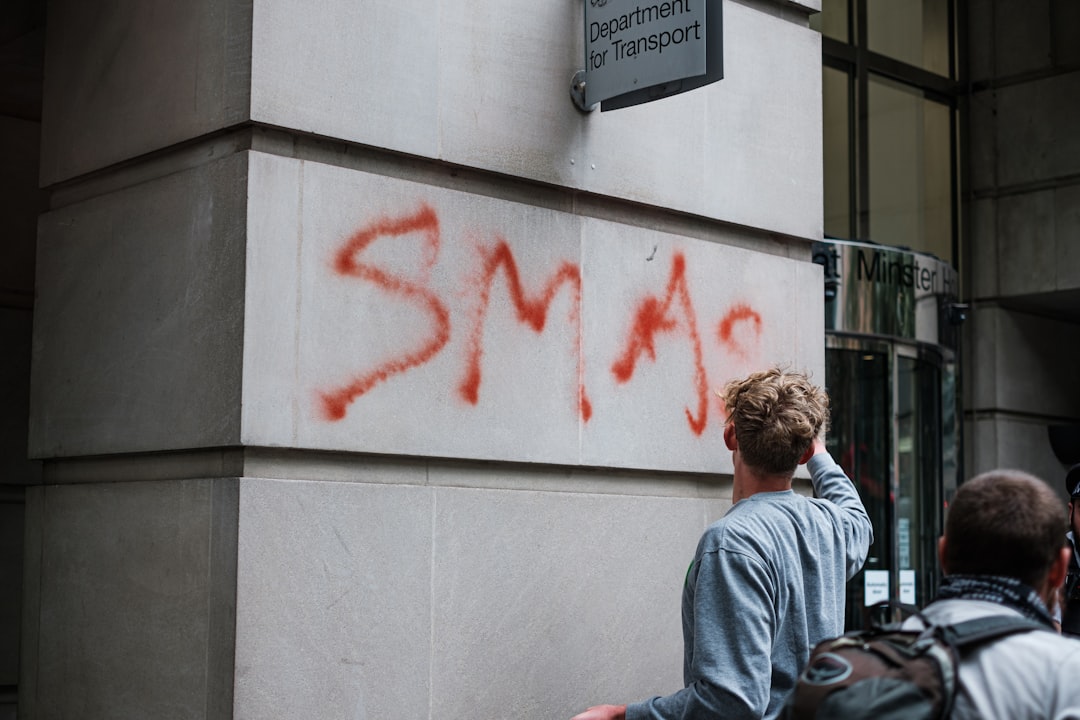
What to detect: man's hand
<box><xmin>811</xmin><ymin>437</ymin><xmax>828</xmax><ymax>456</ymax></box>
<box><xmin>570</xmin><ymin>704</ymin><xmax>627</xmax><ymax>720</ymax></box>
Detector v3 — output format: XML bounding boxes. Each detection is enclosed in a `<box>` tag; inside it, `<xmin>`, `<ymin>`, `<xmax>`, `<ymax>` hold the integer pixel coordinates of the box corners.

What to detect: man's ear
<box><xmin>797</xmin><ymin>444</ymin><xmax>815</xmax><ymax>466</ymax></box>
<box><xmin>1049</xmin><ymin>545</ymin><xmax>1071</xmax><ymax>590</ymax></box>
<box><xmin>938</xmin><ymin>536</ymin><xmax>948</xmax><ymax>575</ymax></box>
<box><xmin>723</xmin><ymin>423</ymin><xmax>737</xmax><ymax>451</ymax></box>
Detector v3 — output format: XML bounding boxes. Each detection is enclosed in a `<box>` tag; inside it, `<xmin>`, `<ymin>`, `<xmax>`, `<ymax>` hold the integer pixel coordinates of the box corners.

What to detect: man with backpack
<box><xmin>838</xmin><ymin>468</ymin><xmax>1080</xmax><ymax>720</ymax></box>
<box><xmin>790</xmin><ymin>469</ymin><xmax>1080</xmax><ymax>719</ymax></box>
<box><xmin>915</xmin><ymin>468</ymin><xmax>1080</xmax><ymax>718</ymax></box>
<box><xmin>1061</xmin><ymin>463</ymin><xmax>1080</xmax><ymax>637</ymax></box>
<box><xmin>571</xmin><ymin>367</ymin><xmax>873</xmax><ymax>720</ymax></box>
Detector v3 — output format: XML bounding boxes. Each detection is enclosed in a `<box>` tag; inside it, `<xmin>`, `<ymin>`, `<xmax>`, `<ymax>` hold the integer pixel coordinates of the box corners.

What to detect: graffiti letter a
<box><xmin>610</xmin><ymin>252</ymin><xmax>708</xmax><ymax>435</ymax></box>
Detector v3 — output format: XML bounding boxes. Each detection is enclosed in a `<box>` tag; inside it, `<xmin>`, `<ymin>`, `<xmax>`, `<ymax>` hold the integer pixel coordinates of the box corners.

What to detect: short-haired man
<box><xmin>910</xmin><ymin>469</ymin><xmax>1080</xmax><ymax>718</ymax></box>
<box><xmin>572</xmin><ymin>367</ymin><xmax>873</xmax><ymax>720</ymax></box>
<box><xmin>1061</xmin><ymin>463</ymin><xmax>1080</xmax><ymax>637</ymax></box>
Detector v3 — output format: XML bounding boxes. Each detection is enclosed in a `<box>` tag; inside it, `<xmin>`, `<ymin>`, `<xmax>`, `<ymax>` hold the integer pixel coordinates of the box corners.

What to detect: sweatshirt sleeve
<box><xmin>806</xmin><ymin>452</ymin><xmax>873</xmax><ymax>579</ymax></box>
<box><xmin>625</xmin><ymin>546</ymin><xmax>774</xmax><ymax>720</ymax></box>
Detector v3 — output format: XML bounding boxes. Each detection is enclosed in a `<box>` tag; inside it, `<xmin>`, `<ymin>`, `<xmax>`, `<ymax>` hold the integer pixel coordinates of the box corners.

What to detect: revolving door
<box><xmin>813</xmin><ymin>240</ymin><xmax>962</xmax><ymax>629</ymax></box>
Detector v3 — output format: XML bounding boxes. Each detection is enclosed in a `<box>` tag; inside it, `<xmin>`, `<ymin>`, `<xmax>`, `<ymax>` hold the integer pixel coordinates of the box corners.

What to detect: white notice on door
<box><xmin>864</xmin><ymin>569</ymin><xmax>890</xmax><ymax>607</ymax></box>
<box><xmin>899</xmin><ymin>569</ymin><xmax>917</xmax><ymax>604</ymax></box>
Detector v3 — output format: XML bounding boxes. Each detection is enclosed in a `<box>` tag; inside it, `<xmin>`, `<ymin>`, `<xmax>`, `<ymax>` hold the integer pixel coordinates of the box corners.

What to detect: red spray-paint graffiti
<box><xmin>717</xmin><ymin>303</ymin><xmax>763</xmax><ymax>359</ymax></box>
<box><xmin>319</xmin><ymin>204</ymin><xmax>451</xmax><ymax>421</ymax></box>
<box><xmin>317</xmin><ymin>202</ymin><xmax>769</xmax><ymax>437</ymax></box>
<box><xmin>458</xmin><ymin>240</ymin><xmax>592</xmax><ymax>422</ymax></box>
<box><xmin>610</xmin><ymin>252</ymin><xmax>709</xmax><ymax>435</ymax></box>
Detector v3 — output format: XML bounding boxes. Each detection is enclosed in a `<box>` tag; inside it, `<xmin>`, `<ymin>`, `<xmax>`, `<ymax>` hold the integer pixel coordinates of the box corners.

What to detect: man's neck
<box><xmin>732</xmin><ymin>458</ymin><xmax>794</xmax><ymax>503</ymax></box>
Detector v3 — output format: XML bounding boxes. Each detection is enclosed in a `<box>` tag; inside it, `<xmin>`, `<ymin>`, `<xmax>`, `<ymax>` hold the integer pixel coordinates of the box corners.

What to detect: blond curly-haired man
<box><xmin>574</xmin><ymin>367</ymin><xmax>872</xmax><ymax>720</ymax></box>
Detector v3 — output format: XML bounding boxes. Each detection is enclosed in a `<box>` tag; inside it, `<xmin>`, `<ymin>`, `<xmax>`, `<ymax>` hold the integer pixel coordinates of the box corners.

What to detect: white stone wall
<box><xmin>26</xmin><ymin>1</ymin><xmax>828</xmax><ymax>718</ymax></box>
<box><xmin>248</xmin><ymin>0</ymin><xmax>822</xmax><ymax>240</ymax></box>
<box><xmin>38</xmin><ymin>0</ymin><xmax>251</xmax><ymax>184</ymax></box>
<box><xmin>244</xmin><ymin>152</ymin><xmax>823</xmax><ymax>473</ymax></box>
<box><xmin>30</xmin><ymin>154</ymin><xmax>248</xmax><ymax>458</ymax></box>
<box><xmin>231</xmin><ymin>461</ymin><xmax>718</xmax><ymax>720</ymax></box>
<box><xmin>39</xmin><ymin>0</ymin><xmax>823</xmax><ymax>240</ymax></box>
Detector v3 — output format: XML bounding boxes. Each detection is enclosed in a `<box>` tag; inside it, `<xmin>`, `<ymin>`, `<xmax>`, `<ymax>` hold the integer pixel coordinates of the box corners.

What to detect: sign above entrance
<box><xmin>812</xmin><ymin>239</ymin><xmax>963</xmax><ymax>350</ymax></box>
<box><xmin>572</xmin><ymin>0</ymin><xmax>723</xmax><ymax>112</ymax></box>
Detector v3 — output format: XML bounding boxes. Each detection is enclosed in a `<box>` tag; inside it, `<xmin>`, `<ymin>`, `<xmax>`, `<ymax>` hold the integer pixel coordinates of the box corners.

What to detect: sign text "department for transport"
<box><xmin>583</xmin><ymin>0</ymin><xmax>707</xmax><ymax>107</ymax></box>
<box><xmin>589</xmin><ymin>1</ymin><xmax>703</xmax><ymax>68</ymax></box>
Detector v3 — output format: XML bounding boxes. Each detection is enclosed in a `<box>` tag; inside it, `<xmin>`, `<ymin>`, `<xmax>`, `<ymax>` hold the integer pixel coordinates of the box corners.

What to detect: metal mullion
<box><xmin>822</xmin><ymin>36</ymin><xmax>857</xmax><ymax>66</ymax></box>
<box><xmin>954</xmin><ymin>0</ymin><xmax>969</xmax><ymax>279</ymax></box>
<box><xmin>855</xmin><ymin>0</ymin><xmax>870</xmax><ymax>240</ymax></box>
<box><xmin>948</xmin><ymin>0</ymin><xmax>957</xmax><ymax>82</ymax></box>
<box><xmin>847</xmin><ymin>68</ymin><xmax>857</xmax><ymax>241</ymax></box>
<box><xmin>863</xmin><ymin>49</ymin><xmax>957</xmax><ymax>101</ymax></box>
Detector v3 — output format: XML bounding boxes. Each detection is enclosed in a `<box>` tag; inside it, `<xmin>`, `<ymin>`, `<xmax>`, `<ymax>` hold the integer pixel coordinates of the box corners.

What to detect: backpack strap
<box><xmin>937</xmin><ymin>614</ymin><xmax>1047</xmax><ymax>650</ymax></box>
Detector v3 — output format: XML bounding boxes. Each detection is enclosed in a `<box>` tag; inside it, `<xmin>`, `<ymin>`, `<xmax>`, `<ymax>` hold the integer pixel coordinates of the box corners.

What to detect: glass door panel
<box><xmin>827</xmin><ymin>341</ymin><xmax>949</xmax><ymax>629</ymax></box>
<box><xmin>896</xmin><ymin>353</ymin><xmax>943</xmax><ymax>610</ymax></box>
<box><xmin>825</xmin><ymin>346</ymin><xmax>891</xmax><ymax>630</ymax></box>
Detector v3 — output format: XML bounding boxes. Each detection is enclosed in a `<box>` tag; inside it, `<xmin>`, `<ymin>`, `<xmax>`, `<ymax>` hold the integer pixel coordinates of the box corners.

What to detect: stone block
<box><xmin>250</xmin><ymin>0</ymin><xmax>439</xmax><ymax>162</ymax></box>
<box><xmin>17</xmin><ymin>486</ymin><xmax>42</xmax><ymax>718</ymax></box>
<box><xmin>0</xmin><ymin>116</ymin><xmax>40</xmax><ymax>298</ymax></box>
<box><xmin>233</xmin><ymin>475</ymin><xmax>432</xmax><ymax>720</ymax></box>
<box><xmin>700</xmin><ymin>1</ymin><xmax>823</xmax><ymax>239</ymax></box>
<box><xmin>966</xmin><ymin>414</ymin><xmax>1070</xmax><ymax>496</ymax></box>
<box><xmin>1052</xmin><ymin>0</ymin><xmax>1080</xmax><ymax>66</ymax></box>
<box><xmin>29</xmin><ymin>154</ymin><xmax>248</xmax><ymax>458</ymax></box>
<box><xmin>970</xmin><ymin>306</ymin><xmax>1080</xmax><ymax>418</ymax></box>
<box><xmin>996</xmin><ymin>72</ymin><xmax>1080</xmax><ymax>188</ymax></box>
<box><xmin>29</xmin><ymin>478</ymin><xmax>237</xmax><ymax>720</ymax></box>
<box><xmin>962</xmin><ymin>303</ymin><xmax>998</xmax><ymax>412</ymax></box>
<box><xmin>0</xmin><ymin>309</ymin><xmax>40</xmax><ymax>484</ymax></box>
<box><xmin>40</xmin><ymin>0</ymin><xmax>251</xmax><ymax>184</ymax></box>
<box><xmin>0</xmin><ymin>494</ymin><xmax>23</xmax><ymax>686</ymax></box>
<box><xmin>1056</xmin><ymin>184</ymin><xmax>1080</xmax><ymax>291</ymax></box>
<box><xmin>437</xmin><ymin>0</ymin><xmax>581</xmax><ymax>188</ymax></box>
<box><xmin>1045</xmin><ymin>72</ymin><xmax>1080</xmax><ymax>181</ymax></box>
<box><xmin>968</xmin><ymin>197</ymin><xmax>998</xmax><ymax>300</ymax></box>
<box><xmin>967</xmin><ymin>90</ymin><xmax>996</xmax><ymax>193</ymax></box>
<box><xmin>249</xmin><ymin>0</ymin><xmax>824</xmax><ymax>239</ymax></box>
<box><xmin>428</xmin><ymin>474</ymin><xmax>703</xmax><ymax>719</ymax></box>
<box><xmin>231</xmin><ymin>465</ymin><xmax>719</xmax><ymax>720</ymax></box>
<box><xmin>240</xmin><ymin>153</ymin><xmax>303</xmax><ymax>446</ymax></box>
<box><xmin>993</xmin><ymin>0</ymin><xmax>1052</xmax><ymax>78</ymax></box>
<box><xmin>997</xmin><ymin>190</ymin><xmax>1056</xmax><ymax>296</ymax></box>
<box><xmin>795</xmin><ymin>260</ymin><xmax>828</xmax><ymax>383</ymax></box>
<box><xmin>966</xmin><ymin>0</ymin><xmax>994</xmax><ymax>83</ymax></box>
<box><xmin>244</xmin><ymin>153</ymin><xmax>824</xmax><ymax>473</ymax></box>
<box><xmin>578</xmin><ymin>216</ymin><xmax>822</xmax><ymax>472</ymax></box>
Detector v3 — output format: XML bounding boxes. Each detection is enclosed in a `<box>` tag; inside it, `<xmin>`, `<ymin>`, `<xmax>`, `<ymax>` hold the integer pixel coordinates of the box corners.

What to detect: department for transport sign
<box><xmin>580</xmin><ymin>0</ymin><xmax>723</xmax><ymax>111</ymax></box>
<box><xmin>585</xmin><ymin>0</ymin><xmax>707</xmax><ymax>107</ymax></box>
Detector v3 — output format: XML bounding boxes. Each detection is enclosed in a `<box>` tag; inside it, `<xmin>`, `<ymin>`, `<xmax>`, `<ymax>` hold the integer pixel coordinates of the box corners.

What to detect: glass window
<box><xmin>823</xmin><ymin>66</ymin><xmax>851</xmax><ymax>239</ymax></box>
<box><xmin>866</xmin><ymin>0</ymin><xmax>951</xmax><ymax>77</ymax></box>
<box><xmin>810</xmin><ymin>0</ymin><xmax>850</xmax><ymax>43</ymax></box>
<box><xmin>868</xmin><ymin>75</ymin><xmax>952</xmax><ymax>263</ymax></box>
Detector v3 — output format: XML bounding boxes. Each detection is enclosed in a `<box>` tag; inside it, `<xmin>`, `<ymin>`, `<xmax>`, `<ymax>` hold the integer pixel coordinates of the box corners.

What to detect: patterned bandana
<box><xmin>935</xmin><ymin>574</ymin><xmax>1056</xmax><ymax>628</ymax></box>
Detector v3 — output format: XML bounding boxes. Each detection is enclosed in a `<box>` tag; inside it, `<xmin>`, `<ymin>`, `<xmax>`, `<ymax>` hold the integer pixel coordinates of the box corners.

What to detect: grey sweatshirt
<box><xmin>626</xmin><ymin>453</ymin><xmax>872</xmax><ymax>720</ymax></box>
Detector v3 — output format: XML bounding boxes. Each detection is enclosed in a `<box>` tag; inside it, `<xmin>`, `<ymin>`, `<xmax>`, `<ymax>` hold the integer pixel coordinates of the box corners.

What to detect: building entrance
<box><xmin>814</xmin><ymin>239</ymin><xmax>962</xmax><ymax>629</ymax></box>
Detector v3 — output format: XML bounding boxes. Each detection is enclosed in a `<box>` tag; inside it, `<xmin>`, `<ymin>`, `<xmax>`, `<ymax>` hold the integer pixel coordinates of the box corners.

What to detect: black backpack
<box><xmin>783</xmin><ymin>611</ymin><xmax>1047</xmax><ymax>720</ymax></box>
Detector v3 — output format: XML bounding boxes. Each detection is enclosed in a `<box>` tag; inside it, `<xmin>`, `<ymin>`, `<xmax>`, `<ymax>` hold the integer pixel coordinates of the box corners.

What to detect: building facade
<box><xmin>5</xmin><ymin>1</ymin><xmax>826</xmax><ymax>718</ymax></box>
<box><xmin>0</xmin><ymin>0</ymin><xmax>1078</xmax><ymax>718</ymax></box>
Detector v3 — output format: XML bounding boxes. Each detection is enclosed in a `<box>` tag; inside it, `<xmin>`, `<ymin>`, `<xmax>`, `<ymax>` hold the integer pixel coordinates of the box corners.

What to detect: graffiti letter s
<box><xmin>319</xmin><ymin>204</ymin><xmax>451</xmax><ymax>421</ymax></box>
